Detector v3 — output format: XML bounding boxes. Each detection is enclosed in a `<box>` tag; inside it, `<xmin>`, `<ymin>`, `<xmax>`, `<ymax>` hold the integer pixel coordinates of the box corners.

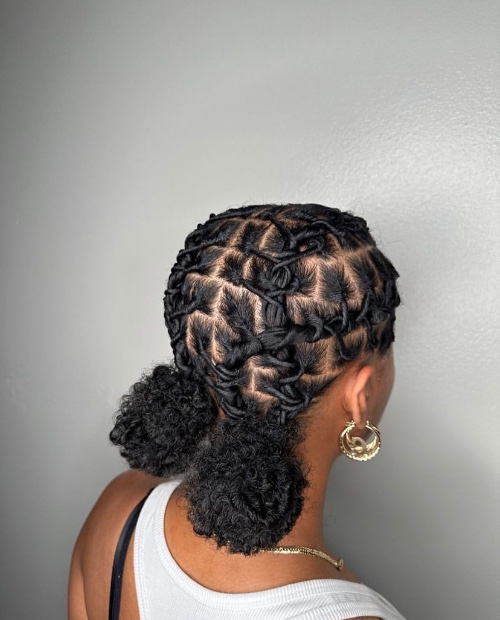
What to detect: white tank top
<box><xmin>133</xmin><ymin>477</ymin><xmax>407</xmax><ymax>619</ymax></box>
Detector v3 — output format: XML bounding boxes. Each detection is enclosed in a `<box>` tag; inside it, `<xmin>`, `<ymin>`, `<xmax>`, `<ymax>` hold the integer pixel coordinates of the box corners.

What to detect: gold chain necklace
<box><xmin>260</xmin><ymin>545</ymin><xmax>344</xmax><ymax>571</ymax></box>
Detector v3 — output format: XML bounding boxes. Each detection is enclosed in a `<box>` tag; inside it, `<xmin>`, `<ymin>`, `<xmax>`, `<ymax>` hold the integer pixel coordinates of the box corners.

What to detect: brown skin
<box><xmin>69</xmin><ymin>345</ymin><xmax>395</xmax><ymax>620</ymax></box>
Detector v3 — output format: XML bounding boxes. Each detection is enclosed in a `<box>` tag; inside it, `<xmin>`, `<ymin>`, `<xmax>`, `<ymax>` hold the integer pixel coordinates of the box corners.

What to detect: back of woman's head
<box><xmin>110</xmin><ymin>203</ymin><xmax>401</xmax><ymax>555</ymax></box>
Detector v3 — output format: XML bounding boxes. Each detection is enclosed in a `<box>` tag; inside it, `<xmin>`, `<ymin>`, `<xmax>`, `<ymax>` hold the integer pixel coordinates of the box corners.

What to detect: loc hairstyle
<box><xmin>110</xmin><ymin>203</ymin><xmax>401</xmax><ymax>555</ymax></box>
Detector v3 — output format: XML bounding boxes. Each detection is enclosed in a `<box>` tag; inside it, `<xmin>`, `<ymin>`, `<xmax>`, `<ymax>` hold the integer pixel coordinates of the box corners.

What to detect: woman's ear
<box><xmin>342</xmin><ymin>364</ymin><xmax>375</xmax><ymax>430</ymax></box>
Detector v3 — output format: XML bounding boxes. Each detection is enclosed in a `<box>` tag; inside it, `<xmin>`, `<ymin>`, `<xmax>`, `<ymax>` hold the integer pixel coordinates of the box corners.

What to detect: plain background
<box><xmin>1</xmin><ymin>1</ymin><xmax>499</xmax><ymax>618</ymax></box>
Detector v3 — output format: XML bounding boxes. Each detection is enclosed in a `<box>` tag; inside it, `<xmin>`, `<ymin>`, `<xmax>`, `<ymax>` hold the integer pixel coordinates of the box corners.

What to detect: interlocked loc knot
<box><xmin>163</xmin><ymin>204</ymin><xmax>401</xmax><ymax>425</ymax></box>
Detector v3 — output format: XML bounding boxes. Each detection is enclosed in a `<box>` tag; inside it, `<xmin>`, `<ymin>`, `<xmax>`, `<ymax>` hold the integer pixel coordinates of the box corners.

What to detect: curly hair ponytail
<box><xmin>110</xmin><ymin>203</ymin><xmax>401</xmax><ymax>555</ymax></box>
<box><xmin>181</xmin><ymin>413</ymin><xmax>311</xmax><ymax>555</ymax></box>
<box><xmin>110</xmin><ymin>363</ymin><xmax>217</xmax><ymax>477</ymax></box>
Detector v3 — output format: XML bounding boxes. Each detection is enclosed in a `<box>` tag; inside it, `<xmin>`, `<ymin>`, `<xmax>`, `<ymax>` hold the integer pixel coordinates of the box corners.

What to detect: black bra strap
<box><xmin>108</xmin><ymin>488</ymin><xmax>155</xmax><ymax>620</ymax></box>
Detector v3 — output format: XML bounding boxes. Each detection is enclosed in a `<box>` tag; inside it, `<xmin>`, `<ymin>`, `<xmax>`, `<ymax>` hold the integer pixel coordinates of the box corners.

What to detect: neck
<box><xmin>276</xmin><ymin>439</ymin><xmax>337</xmax><ymax>551</ymax></box>
<box><xmin>163</xmin><ymin>442</ymin><xmax>359</xmax><ymax>594</ymax></box>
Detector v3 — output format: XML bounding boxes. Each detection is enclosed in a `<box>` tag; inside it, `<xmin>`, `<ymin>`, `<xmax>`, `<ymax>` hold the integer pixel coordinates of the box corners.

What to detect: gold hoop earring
<box><xmin>339</xmin><ymin>420</ymin><xmax>381</xmax><ymax>461</ymax></box>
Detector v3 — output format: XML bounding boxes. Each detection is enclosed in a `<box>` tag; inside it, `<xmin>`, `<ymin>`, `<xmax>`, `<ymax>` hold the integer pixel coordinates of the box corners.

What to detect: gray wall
<box><xmin>1</xmin><ymin>1</ymin><xmax>499</xmax><ymax>618</ymax></box>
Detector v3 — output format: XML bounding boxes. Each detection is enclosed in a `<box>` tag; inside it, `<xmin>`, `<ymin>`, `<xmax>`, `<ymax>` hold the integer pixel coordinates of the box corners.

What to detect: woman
<box><xmin>69</xmin><ymin>203</ymin><xmax>406</xmax><ymax>619</ymax></box>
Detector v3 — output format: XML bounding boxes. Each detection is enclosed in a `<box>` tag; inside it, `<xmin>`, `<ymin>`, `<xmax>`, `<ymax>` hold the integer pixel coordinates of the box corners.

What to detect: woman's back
<box><xmin>70</xmin><ymin>470</ymin><xmax>405</xmax><ymax>620</ymax></box>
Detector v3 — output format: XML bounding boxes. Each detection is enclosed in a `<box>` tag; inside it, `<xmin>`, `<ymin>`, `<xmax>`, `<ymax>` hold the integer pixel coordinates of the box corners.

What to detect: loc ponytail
<box><xmin>109</xmin><ymin>363</ymin><xmax>218</xmax><ymax>477</ymax></box>
<box><xmin>180</xmin><ymin>413</ymin><xmax>311</xmax><ymax>556</ymax></box>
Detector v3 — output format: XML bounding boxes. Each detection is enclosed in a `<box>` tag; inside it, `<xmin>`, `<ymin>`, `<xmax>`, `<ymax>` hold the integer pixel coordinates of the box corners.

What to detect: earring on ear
<box><xmin>340</xmin><ymin>420</ymin><xmax>381</xmax><ymax>461</ymax></box>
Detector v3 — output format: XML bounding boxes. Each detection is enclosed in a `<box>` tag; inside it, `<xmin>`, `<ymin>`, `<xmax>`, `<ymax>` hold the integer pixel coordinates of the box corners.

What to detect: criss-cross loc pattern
<box><xmin>164</xmin><ymin>204</ymin><xmax>400</xmax><ymax>426</ymax></box>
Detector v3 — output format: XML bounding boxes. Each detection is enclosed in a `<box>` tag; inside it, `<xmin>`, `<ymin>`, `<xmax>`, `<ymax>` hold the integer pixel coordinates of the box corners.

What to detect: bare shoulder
<box><xmin>76</xmin><ymin>469</ymin><xmax>165</xmax><ymax>562</ymax></box>
<box><xmin>80</xmin><ymin>469</ymin><xmax>164</xmax><ymax>535</ymax></box>
<box><xmin>69</xmin><ymin>470</ymin><xmax>166</xmax><ymax>620</ymax></box>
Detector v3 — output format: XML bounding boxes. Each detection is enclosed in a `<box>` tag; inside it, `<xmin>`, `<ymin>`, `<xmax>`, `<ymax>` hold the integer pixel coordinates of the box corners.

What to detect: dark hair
<box><xmin>110</xmin><ymin>203</ymin><xmax>401</xmax><ymax>555</ymax></box>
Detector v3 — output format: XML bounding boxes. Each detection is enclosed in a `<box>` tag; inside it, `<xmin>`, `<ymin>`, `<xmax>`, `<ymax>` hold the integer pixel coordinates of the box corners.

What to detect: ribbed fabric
<box><xmin>133</xmin><ymin>477</ymin><xmax>407</xmax><ymax>620</ymax></box>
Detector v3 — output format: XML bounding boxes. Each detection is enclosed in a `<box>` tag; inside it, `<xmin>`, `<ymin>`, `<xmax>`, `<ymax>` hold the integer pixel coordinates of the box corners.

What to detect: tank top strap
<box><xmin>108</xmin><ymin>487</ymin><xmax>155</xmax><ymax>620</ymax></box>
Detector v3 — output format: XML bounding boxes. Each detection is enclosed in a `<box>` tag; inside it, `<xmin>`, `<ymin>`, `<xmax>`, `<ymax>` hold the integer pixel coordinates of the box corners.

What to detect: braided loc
<box><xmin>165</xmin><ymin>204</ymin><xmax>399</xmax><ymax>425</ymax></box>
<box><xmin>111</xmin><ymin>203</ymin><xmax>401</xmax><ymax>556</ymax></box>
